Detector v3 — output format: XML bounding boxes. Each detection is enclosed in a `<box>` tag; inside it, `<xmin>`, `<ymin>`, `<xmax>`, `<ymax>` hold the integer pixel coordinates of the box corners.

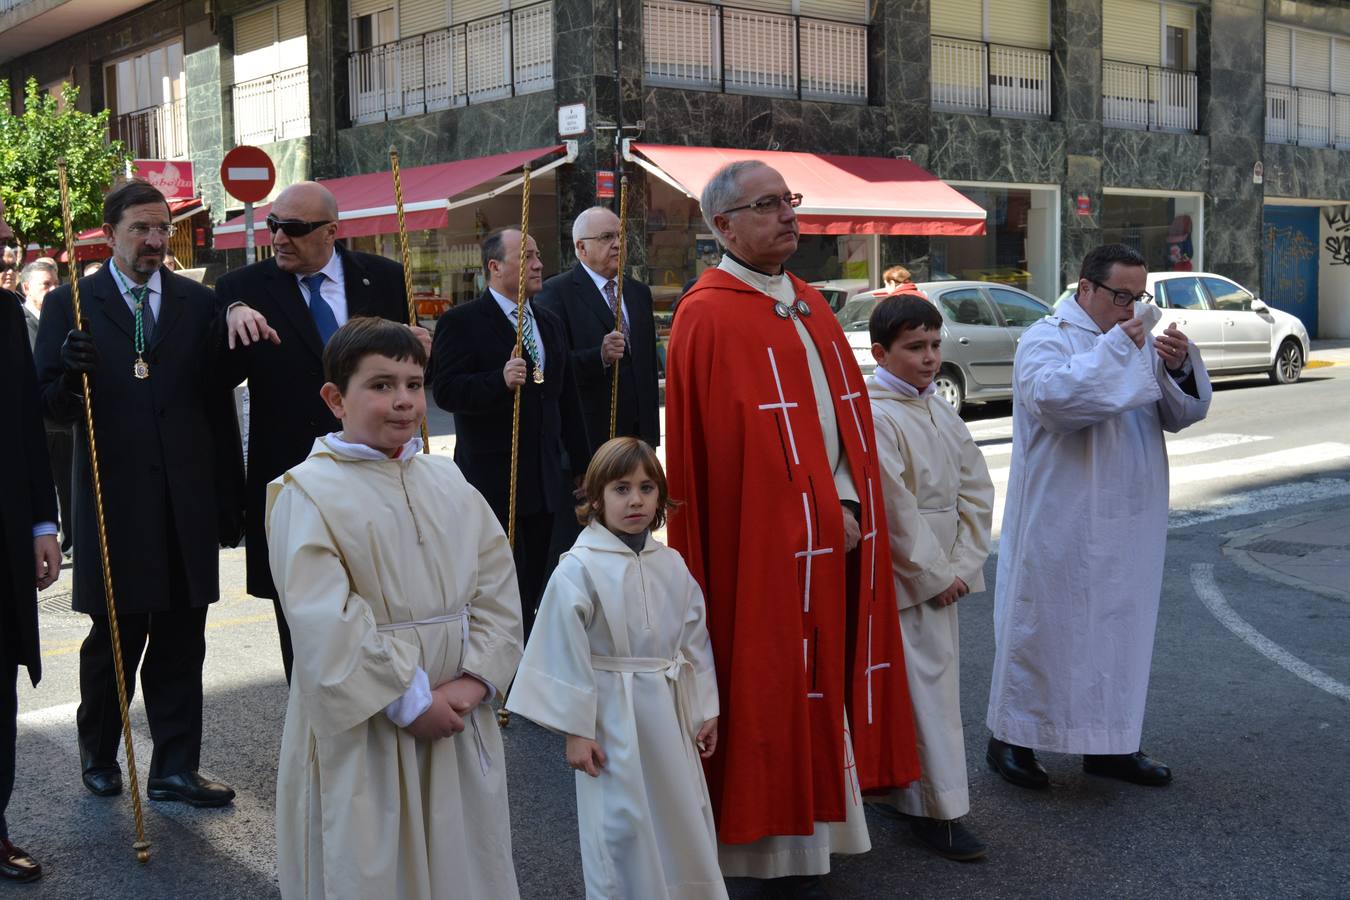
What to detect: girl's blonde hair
<box><xmin>576</xmin><ymin>437</ymin><xmax>675</xmax><ymax>530</ymax></box>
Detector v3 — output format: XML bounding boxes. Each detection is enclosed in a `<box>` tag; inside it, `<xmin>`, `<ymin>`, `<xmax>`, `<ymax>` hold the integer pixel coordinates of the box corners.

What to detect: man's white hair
<box><xmin>699</xmin><ymin>160</ymin><xmax>770</xmax><ymax>247</ymax></box>
<box><xmin>572</xmin><ymin>205</ymin><xmax>618</xmax><ymax>246</ymax></box>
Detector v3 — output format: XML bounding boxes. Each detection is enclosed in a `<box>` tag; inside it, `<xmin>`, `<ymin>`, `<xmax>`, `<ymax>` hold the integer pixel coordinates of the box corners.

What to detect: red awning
<box><xmin>213</xmin><ymin>145</ymin><xmax>568</xmax><ymax>250</ymax></box>
<box><xmin>626</xmin><ymin>144</ymin><xmax>987</xmax><ymax>236</ymax></box>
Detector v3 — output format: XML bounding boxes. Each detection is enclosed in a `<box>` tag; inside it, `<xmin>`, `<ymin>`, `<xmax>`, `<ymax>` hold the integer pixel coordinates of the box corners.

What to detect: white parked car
<box><xmin>1054</xmin><ymin>272</ymin><xmax>1311</xmax><ymax>384</ymax></box>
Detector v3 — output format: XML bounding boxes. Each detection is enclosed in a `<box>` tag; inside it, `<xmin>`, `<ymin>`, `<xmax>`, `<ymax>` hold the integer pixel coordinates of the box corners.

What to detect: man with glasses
<box><xmin>986</xmin><ymin>242</ymin><xmax>1210</xmax><ymax>792</ymax></box>
<box><xmin>214</xmin><ymin>181</ymin><xmax>419</xmax><ymax>683</ymax></box>
<box><xmin>32</xmin><ymin>180</ymin><xmax>243</xmax><ymax>809</ymax></box>
<box><xmin>665</xmin><ymin>160</ymin><xmax>922</xmax><ymax>899</ymax></box>
<box><xmin>534</xmin><ymin>205</ymin><xmax>661</xmax><ymax>559</ymax></box>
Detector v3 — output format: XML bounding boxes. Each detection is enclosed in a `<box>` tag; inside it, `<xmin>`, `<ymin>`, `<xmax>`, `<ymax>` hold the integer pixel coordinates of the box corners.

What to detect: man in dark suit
<box><xmin>431</xmin><ymin>227</ymin><xmax>588</xmax><ymax>639</ymax></box>
<box><xmin>0</xmin><ymin>195</ymin><xmax>61</xmax><ymax>884</ymax></box>
<box><xmin>214</xmin><ymin>181</ymin><xmax>418</xmax><ymax>683</ymax></box>
<box><xmin>535</xmin><ymin>205</ymin><xmax>662</xmax><ymax>557</ymax></box>
<box><xmin>19</xmin><ymin>261</ymin><xmax>73</xmax><ymax>559</ymax></box>
<box><xmin>33</xmin><ymin>181</ymin><xmax>243</xmax><ymax>808</ymax></box>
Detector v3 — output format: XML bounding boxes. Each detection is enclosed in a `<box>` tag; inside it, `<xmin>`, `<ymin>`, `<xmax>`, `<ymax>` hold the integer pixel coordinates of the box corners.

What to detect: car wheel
<box><xmin>934</xmin><ymin>368</ymin><xmax>965</xmax><ymax>414</ymax></box>
<box><xmin>1269</xmin><ymin>339</ymin><xmax>1303</xmax><ymax>385</ymax></box>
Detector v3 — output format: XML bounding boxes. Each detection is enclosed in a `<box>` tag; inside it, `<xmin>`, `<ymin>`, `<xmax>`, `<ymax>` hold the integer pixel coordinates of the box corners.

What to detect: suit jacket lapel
<box><xmin>149</xmin><ymin>269</ymin><xmax>184</xmax><ymax>351</ymax></box>
<box><xmin>93</xmin><ymin>265</ymin><xmax>135</xmax><ymax>339</ymax></box>
<box><xmin>267</xmin><ymin>260</ymin><xmax>324</xmax><ymax>361</ymax></box>
<box><xmin>576</xmin><ymin>264</ymin><xmax>620</xmax><ymax>335</ymax></box>
<box><xmin>340</xmin><ymin>247</ymin><xmax>383</xmax><ymax>319</ymax></box>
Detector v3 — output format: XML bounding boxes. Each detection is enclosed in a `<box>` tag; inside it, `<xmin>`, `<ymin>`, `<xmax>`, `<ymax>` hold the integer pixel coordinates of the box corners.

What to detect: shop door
<box><xmin>1262</xmin><ymin>205</ymin><xmax>1319</xmax><ymax>337</ymax></box>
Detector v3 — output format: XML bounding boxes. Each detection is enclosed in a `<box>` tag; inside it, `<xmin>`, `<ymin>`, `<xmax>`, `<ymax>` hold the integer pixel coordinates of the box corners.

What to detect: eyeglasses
<box><xmin>266</xmin><ymin>215</ymin><xmax>333</xmax><ymax>238</ymax></box>
<box><xmin>577</xmin><ymin>232</ymin><xmax>620</xmax><ymax>244</ymax></box>
<box><xmin>125</xmin><ymin>223</ymin><xmax>176</xmax><ymax>238</ymax></box>
<box><xmin>1091</xmin><ymin>279</ymin><xmax>1153</xmax><ymax>307</ymax></box>
<box><xmin>720</xmin><ymin>193</ymin><xmax>804</xmax><ymax>216</ymax></box>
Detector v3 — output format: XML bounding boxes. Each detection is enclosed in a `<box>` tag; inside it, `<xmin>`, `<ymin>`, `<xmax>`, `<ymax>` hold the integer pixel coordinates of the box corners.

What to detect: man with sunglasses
<box><xmin>987</xmin><ymin>242</ymin><xmax>1210</xmax><ymax>794</ymax></box>
<box><xmin>0</xmin><ymin>243</ymin><xmax>21</xmax><ymax>293</ymax></box>
<box><xmin>214</xmin><ymin>181</ymin><xmax>419</xmax><ymax>683</ymax></box>
<box><xmin>665</xmin><ymin>161</ymin><xmax>922</xmax><ymax>900</ymax></box>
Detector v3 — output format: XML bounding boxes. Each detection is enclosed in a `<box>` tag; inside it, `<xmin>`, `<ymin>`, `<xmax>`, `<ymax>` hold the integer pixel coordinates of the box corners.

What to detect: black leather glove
<box><xmin>61</xmin><ymin>329</ymin><xmax>98</xmax><ymax>374</ymax></box>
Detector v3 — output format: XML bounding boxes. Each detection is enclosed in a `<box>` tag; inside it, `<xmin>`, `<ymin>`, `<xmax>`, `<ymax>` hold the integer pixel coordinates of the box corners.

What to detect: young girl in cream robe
<box><xmin>266</xmin><ymin>318</ymin><xmax>523</xmax><ymax>900</ymax></box>
<box><xmin>867</xmin><ymin>293</ymin><xmax>995</xmax><ymax>862</ymax></box>
<box><xmin>507</xmin><ymin>437</ymin><xmax>725</xmax><ymax>900</ymax></box>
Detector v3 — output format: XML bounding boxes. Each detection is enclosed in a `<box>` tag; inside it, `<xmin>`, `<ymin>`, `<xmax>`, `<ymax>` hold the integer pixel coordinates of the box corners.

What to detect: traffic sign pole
<box><xmin>243</xmin><ymin>201</ymin><xmax>255</xmax><ymax>265</ymax></box>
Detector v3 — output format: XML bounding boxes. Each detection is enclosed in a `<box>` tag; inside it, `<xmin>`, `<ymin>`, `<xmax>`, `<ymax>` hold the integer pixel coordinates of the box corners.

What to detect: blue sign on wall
<box><xmin>1262</xmin><ymin>205</ymin><xmax>1319</xmax><ymax>337</ymax></box>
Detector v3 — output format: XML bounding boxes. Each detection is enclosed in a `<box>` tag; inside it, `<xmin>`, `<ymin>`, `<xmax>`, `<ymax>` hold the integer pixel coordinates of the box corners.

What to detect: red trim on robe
<box><xmin>666</xmin><ymin>268</ymin><xmax>921</xmax><ymax>845</ymax></box>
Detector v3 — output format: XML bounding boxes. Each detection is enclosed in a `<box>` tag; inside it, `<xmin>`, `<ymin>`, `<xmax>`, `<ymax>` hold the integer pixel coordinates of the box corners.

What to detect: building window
<box><xmin>232</xmin><ymin>0</ymin><xmax>311</xmax><ymax>146</ymax></box>
<box><xmin>642</xmin><ymin>0</ymin><xmax>868</xmax><ymax>104</ymax></box>
<box><xmin>930</xmin><ymin>0</ymin><xmax>1051</xmax><ymax>119</ymax></box>
<box><xmin>1101</xmin><ymin>0</ymin><xmax>1197</xmax><ymax>133</ymax></box>
<box><xmin>1264</xmin><ymin>23</ymin><xmax>1350</xmax><ymax>149</ymax></box>
<box><xmin>1102</xmin><ymin>192</ymin><xmax>1203</xmax><ymax>274</ymax></box>
<box><xmin>104</xmin><ymin>40</ymin><xmax>188</xmax><ymax>159</ymax></box>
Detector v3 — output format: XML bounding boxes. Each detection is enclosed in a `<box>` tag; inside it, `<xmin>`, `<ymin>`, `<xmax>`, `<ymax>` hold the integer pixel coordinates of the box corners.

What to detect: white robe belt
<box><xmin>592</xmin><ymin>652</ymin><xmax>700</xmax><ymax>742</ymax></box>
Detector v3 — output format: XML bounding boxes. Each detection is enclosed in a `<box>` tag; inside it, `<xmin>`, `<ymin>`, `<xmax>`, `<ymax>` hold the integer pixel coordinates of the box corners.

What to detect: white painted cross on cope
<box><xmin>795</xmin><ymin>492</ymin><xmax>834</xmax><ymax>614</ymax></box>
<box><xmin>758</xmin><ymin>346</ymin><xmax>801</xmax><ymax>466</ymax></box>
<box><xmin>832</xmin><ymin>342</ymin><xmax>868</xmax><ymax>454</ymax></box>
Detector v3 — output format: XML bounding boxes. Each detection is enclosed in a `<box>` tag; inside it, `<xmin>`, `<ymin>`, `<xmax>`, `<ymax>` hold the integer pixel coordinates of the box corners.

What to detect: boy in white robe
<box><xmin>507</xmin><ymin>437</ymin><xmax>724</xmax><ymax>900</ymax></box>
<box><xmin>867</xmin><ymin>293</ymin><xmax>994</xmax><ymax>861</ymax></box>
<box><xmin>266</xmin><ymin>317</ymin><xmax>523</xmax><ymax>900</ymax></box>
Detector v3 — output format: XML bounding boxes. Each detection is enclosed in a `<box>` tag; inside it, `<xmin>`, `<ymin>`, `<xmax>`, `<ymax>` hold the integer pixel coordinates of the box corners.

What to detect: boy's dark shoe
<box><xmin>0</xmin><ymin>838</ymin><xmax>42</xmax><ymax>882</ymax></box>
<box><xmin>986</xmin><ymin>736</ymin><xmax>1049</xmax><ymax>789</ymax></box>
<box><xmin>909</xmin><ymin>817</ymin><xmax>987</xmax><ymax>861</ymax></box>
<box><xmin>1083</xmin><ymin>751</ymin><xmax>1172</xmax><ymax>786</ymax></box>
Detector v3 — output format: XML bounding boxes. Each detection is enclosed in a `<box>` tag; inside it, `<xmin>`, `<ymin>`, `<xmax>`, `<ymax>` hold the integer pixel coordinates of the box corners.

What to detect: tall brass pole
<box><xmin>498</xmin><ymin>163</ymin><xmax>532</xmax><ymax>729</ymax></box>
<box><xmin>389</xmin><ymin>146</ymin><xmax>431</xmax><ymax>453</ymax></box>
<box><xmin>608</xmin><ymin>176</ymin><xmax>629</xmax><ymax>440</ymax></box>
<box><xmin>57</xmin><ymin>159</ymin><xmax>151</xmax><ymax>864</ymax></box>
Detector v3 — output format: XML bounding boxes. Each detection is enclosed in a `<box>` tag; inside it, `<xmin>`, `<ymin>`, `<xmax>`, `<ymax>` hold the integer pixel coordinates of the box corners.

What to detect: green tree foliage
<box><xmin>0</xmin><ymin>77</ymin><xmax>128</xmax><ymax>251</ymax></box>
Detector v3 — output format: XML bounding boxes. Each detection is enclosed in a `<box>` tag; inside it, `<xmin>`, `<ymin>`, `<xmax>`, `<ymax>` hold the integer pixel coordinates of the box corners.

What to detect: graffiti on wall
<box><xmin>1325</xmin><ymin>206</ymin><xmax>1350</xmax><ymax>266</ymax></box>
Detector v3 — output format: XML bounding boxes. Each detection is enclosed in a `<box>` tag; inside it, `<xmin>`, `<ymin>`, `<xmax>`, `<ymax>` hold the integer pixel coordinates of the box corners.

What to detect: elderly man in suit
<box><xmin>431</xmin><ymin>227</ymin><xmax>588</xmax><ymax>639</ymax></box>
<box><xmin>535</xmin><ymin>206</ymin><xmax>661</xmax><ymax>557</ymax></box>
<box><xmin>33</xmin><ymin>180</ymin><xmax>244</xmax><ymax>808</ymax></box>
<box><xmin>215</xmin><ymin>181</ymin><xmax>421</xmax><ymax>683</ymax></box>
<box><xmin>19</xmin><ymin>261</ymin><xmax>72</xmax><ymax>560</ymax></box>
<box><xmin>0</xmin><ymin>194</ymin><xmax>62</xmax><ymax>884</ymax></box>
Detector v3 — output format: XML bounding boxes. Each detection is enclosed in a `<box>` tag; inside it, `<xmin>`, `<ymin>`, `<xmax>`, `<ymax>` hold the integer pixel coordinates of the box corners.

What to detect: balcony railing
<box><xmin>347</xmin><ymin>1</ymin><xmax>553</xmax><ymax>124</ymax></box>
<box><xmin>1102</xmin><ymin>60</ymin><xmax>1197</xmax><ymax>133</ymax></box>
<box><xmin>1265</xmin><ymin>83</ymin><xmax>1350</xmax><ymax>149</ymax></box>
<box><xmin>643</xmin><ymin>0</ymin><xmax>867</xmax><ymax>104</ymax></box>
<box><xmin>233</xmin><ymin>67</ymin><xmax>310</xmax><ymax>145</ymax></box>
<box><xmin>109</xmin><ymin>98</ymin><xmax>188</xmax><ymax>159</ymax></box>
<box><xmin>930</xmin><ymin>35</ymin><xmax>1050</xmax><ymax>119</ymax></box>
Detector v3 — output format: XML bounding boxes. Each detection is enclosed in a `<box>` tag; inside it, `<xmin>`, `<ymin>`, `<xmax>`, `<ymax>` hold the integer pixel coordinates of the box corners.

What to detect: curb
<box><xmin>1221</xmin><ymin>510</ymin><xmax>1350</xmax><ymax>605</ymax></box>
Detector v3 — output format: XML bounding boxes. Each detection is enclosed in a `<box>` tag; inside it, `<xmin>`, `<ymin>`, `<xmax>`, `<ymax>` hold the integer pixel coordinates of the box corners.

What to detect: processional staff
<box><xmin>608</xmin><ymin>176</ymin><xmax>629</xmax><ymax>440</ymax></box>
<box><xmin>57</xmin><ymin>159</ymin><xmax>151</xmax><ymax>864</ymax></box>
<box><xmin>388</xmin><ymin>146</ymin><xmax>431</xmax><ymax>453</ymax></box>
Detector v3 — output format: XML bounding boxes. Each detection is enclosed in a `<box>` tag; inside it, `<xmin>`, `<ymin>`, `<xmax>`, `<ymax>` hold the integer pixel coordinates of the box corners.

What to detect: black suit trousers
<box><xmin>0</xmin><ymin>660</ymin><xmax>14</xmax><ymax>841</ymax></box>
<box><xmin>514</xmin><ymin>511</ymin><xmax>554</xmax><ymax>641</ymax></box>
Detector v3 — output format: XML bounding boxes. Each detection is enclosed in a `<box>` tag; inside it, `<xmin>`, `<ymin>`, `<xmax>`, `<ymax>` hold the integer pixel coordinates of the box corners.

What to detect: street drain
<box><xmin>1240</xmin><ymin>539</ymin><xmax>1324</xmax><ymax>557</ymax></box>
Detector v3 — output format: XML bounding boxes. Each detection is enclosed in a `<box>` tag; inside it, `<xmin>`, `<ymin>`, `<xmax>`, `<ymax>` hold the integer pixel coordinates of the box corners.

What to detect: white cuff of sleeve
<box><xmin>384</xmin><ymin>667</ymin><xmax>433</xmax><ymax>727</ymax></box>
<box><xmin>33</xmin><ymin>522</ymin><xmax>58</xmax><ymax>538</ymax></box>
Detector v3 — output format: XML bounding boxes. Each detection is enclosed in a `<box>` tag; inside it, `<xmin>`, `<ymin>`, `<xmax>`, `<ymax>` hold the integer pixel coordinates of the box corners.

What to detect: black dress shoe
<box><xmin>0</xmin><ymin>838</ymin><xmax>42</xmax><ymax>883</ymax></box>
<box><xmin>986</xmin><ymin>736</ymin><xmax>1050</xmax><ymax>789</ymax></box>
<box><xmin>1083</xmin><ymin>751</ymin><xmax>1172</xmax><ymax>786</ymax></box>
<box><xmin>147</xmin><ymin>771</ymin><xmax>236</xmax><ymax>808</ymax></box>
<box><xmin>81</xmin><ymin>766</ymin><xmax>123</xmax><ymax>797</ymax></box>
<box><xmin>909</xmin><ymin>816</ymin><xmax>988</xmax><ymax>861</ymax></box>
<box><xmin>765</xmin><ymin>875</ymin><xmax>830</xmax><ymax>899</ymax></box>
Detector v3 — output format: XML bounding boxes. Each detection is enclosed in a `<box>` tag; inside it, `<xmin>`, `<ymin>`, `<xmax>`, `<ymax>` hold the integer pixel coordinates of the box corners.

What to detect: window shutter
<box><xmin>799</xmin><ymin>0</ymin><xmax>866</xmax><ymax>25</ymax></box>
<box><xmin>453</xmin><ymin>0</ymin><xmax>501</xmax><ymax>24</ymax></box>
<box><xmin>930</xmin><ymin>0</ymin><xmax>981</xmax><ymax>42</ymax></box>
<box><xmin>401</xmin><ymin>0</ymin><xmax>449</xmax><ymax>36</ymax></box>
<box><xmin>1103</xmin><ymin>0</ymin><xmax>1161</xmax><ymax>66</ymax></box>
<box><xmin>277</xmin><ymin>0</ymin><xmax>308</xmax><ymax>71</ymax></box>
<box><xmin>351</xmin><ymin>0</ymin><xmax>394</xmax><ymax>19</ymax></box>
<box><xmin>1335</xmin><ymin>37</ymin><xmax>1350</xmax><ymax>94</ymax></box>
<box><xmin>1164</xmin><ymin>3</ymin><xmax>1193</xmax><ymax>31</ymax></box>
<box><xmin>234</xmin><ymin>7</ymin><xmax>279</xmax><ymax>83</ymax></box>
<box><xmin>1294</xmin><ymin>29</ymin><xmax>1331</xmax><ymax>90</ymax></box>
<box><xmin>724</xmin><ymin>0</ymin><xmax>793</xmax><ymax>16</ymax></box>
<box><xmin>1266</xmin><ymin>25</ymin><xmax>1291</xmax><ymax>85</ymax></box>
<box><xmin>988</xmin><ymin>0</ymin><xmax>1049</xmax><ymax>51</ymax></box>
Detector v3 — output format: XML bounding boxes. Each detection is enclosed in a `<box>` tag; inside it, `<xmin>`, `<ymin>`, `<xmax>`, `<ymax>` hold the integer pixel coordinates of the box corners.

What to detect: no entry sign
<box><xmin>220</xmin><ymin>145</ymin><xmax>276</xmax><ymax>204</ymax></box>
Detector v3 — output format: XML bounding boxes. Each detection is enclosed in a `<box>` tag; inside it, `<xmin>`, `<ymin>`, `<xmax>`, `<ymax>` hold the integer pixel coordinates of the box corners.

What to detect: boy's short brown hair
<box><xmin>323</xmin><ymin>316</ymin><xmax>427</xmax><ymax>392</ymax></box>
<box><xmin>576</xmin><ymin>437</ymin><xmax>675</xmax><ymax>531</ymax></box>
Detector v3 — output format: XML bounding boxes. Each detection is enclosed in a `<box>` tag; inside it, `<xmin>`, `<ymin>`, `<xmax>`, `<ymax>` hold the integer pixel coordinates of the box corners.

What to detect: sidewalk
<box><xmin>1223</xmin><ymin>505</ymin><xmax>1350</xmax><ymax>603</ymax></box>
<box><xmin>1309</xmin><ymin>339</ymin><xmax>1350</xmax><ymax>367</ymax></box>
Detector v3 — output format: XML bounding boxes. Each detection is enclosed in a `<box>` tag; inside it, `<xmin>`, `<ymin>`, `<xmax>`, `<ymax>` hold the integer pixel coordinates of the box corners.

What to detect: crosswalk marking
<box><xmin>1164</xmin><ymin>432</ymin><xmax>1273</xmax><ymax>457</ymax></box>
<box><xmin>1170</xmin><ymin>442</ymin><xmax>1350</xmax><ymax>486</ymax></box>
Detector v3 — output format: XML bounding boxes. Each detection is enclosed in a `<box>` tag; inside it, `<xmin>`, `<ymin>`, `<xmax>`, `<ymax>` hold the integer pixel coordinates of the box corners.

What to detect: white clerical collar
<box><xmin>872</xmin><ymin>365</ymin><xmax>936</xmax><ymax>399</ymax></box>
<box><xmin>718</xmin><ymin>253</ymin><xmax>790</xmax><ymax>299</ymax></box>
<box><xmin>325</xmin><ymin>432</ymin><xmax>423</xmax><ymax>460</ymax></box>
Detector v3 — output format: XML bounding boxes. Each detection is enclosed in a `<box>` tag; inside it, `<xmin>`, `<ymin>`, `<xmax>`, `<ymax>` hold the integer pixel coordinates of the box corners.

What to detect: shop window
<box><xmin>1102</xmin><ymin>193</ymin><xmax>1201</xmax><ymax>273</ymax></box>
<box><xmin>937</xmin><ymin>186</ymin><xmax>1056</xmax><ymax>302</ymax></box>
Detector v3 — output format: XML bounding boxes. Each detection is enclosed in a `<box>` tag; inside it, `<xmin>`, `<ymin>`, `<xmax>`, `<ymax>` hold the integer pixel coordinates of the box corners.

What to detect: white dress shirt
<box><xmin>109</xmin><ymin>263</ymin><xmax>163</xmax><ymax>322</ymax></box>
<box><xmin>489</xmin><ymin>287</ymin><xmax>545</xmax><ymax>369</ymax></box>
<box><xmin>296</xmin><ymin>250</ymin><xmax>349</xmax><ymax>326</ymax></box>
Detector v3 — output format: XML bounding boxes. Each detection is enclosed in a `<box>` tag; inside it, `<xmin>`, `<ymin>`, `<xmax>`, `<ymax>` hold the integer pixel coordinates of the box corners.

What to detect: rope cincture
<box><xmin>608</xmin><ymin>175</ymin><xmax>629</xmax><ymax>441</ymax></box>
<box><xmin>388</xmin><ymin>146</ymin><xmax>431</xmax><ymax>454</ymax></box>
<box><xmin>57</xmin><ymin>159</ymin><xmax>151</xmax><ymax>864</ymax></box>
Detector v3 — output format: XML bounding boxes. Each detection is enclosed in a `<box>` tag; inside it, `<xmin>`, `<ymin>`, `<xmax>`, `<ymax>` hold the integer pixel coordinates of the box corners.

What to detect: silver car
<box><xmin>836</xmin><ymin>280</ymin><xmax>1053</xmax><ymax>414</ymax></box>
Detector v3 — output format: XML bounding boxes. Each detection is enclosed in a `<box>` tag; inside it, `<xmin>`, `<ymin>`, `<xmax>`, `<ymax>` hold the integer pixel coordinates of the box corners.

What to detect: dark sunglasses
<box><xmin>266</xmin><ymin>215</ymin><xmax>333</xmax><ymax>238</ymax></box>
<box><xmin>0</xmin><ymin>261</ymin><xmax>15</xmax><ymax>273</ymax></box>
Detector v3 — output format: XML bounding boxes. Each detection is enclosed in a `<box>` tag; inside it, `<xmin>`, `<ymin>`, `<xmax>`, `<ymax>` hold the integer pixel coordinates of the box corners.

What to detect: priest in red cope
<box><xmin>666</xmin><ymin>160</ymin><xmax>921</xmax><ymax>898</ymax></box>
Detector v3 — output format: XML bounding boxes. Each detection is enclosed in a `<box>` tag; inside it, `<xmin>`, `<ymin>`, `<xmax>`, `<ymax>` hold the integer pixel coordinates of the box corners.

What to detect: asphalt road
<box><xmin>9</xmin><ymin>365</ymin><xmax>1349</xmax><ymax>899</ymax></box>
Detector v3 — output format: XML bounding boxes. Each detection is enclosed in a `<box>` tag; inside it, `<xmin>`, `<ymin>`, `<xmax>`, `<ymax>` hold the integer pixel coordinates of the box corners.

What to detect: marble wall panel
<box><xmin>928</xmin><ymin>114</ymin><xmax>1065</xmax><ymax>184</ymax></box>
<box><xmin>1262</xmin><ymin>144</ymin><xmax>1350</xmax><ymax>201</ymax></box>
<box><xmin>1053</xmin><ymin>0</ymin><xmax>1103</xmax><ymax>129</ymax></box>
<box><xmin>1207</xmin><ymin>2</ymin><xmax>1263</xmax><ymax>72</ymax></box>
<box><xmin>1101</xmin><ymin>130</ymin><xmax>1209</xmax><ymax>192</ymax></box>
<box><xmin>1204</xmin><ymin>191</ymin><xmax>1263</xmax><ymax>287</ymax></box>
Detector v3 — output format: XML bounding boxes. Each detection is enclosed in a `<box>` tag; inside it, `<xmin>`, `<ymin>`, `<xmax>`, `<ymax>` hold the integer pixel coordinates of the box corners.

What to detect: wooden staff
<box><xmin>498</xmin><ymin>164</ymin><xmax>532</xmax><ymax>729</ymax></box>
<box><xmin>57</xmin><ymin>159</ymin><xmax>151</xmax><ymax>864</ymax></box>
<box><xmin>389</xmin><ymin>147</ymin><xmax>431</xmax><ymax>453</ymax></box>
<box><xmin>608</xmin><ymin>176</ymin><xmax>629</xmax><ymax>440</ymax></box>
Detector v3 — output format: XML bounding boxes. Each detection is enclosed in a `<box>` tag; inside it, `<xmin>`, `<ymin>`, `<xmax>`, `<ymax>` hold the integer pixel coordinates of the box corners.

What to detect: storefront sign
<box><xmin>558</xmin><ymin>103</ymin><xmax>586</xmax><ymax>137</ymax></box>
<box><xmin>596</xmin><ymin>170</ymin><xmax>615</xmax><ymax>199</ymax></box>
<box><xmin>135</xmin><ymin>159</ymin><xmax>195</xmax><ymax>200</ymax></box>
<box><xmin>1075</xmin><ymin>192</ymin><xmax>1092</xmax><ymax>217</ymax></box>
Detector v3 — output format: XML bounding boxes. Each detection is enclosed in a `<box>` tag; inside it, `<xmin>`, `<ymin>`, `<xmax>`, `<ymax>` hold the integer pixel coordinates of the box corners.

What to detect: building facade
<box><xmin>2</xmin><ymin>0</ymin><xmax>1348</xmax><ymax>335</ymax></box>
